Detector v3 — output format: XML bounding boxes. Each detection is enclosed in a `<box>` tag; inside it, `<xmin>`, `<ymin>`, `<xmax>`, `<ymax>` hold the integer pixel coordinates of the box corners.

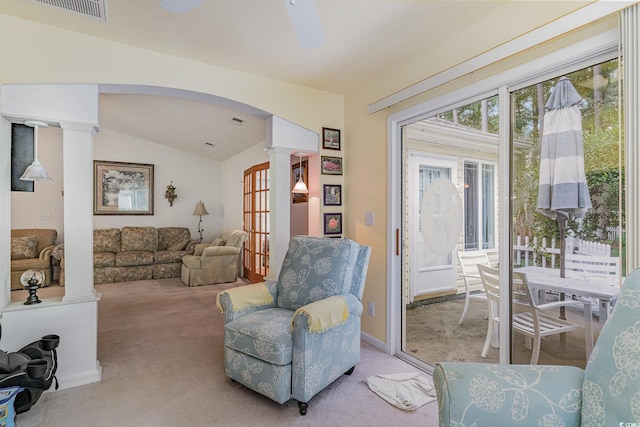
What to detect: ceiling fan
<box><xmin>159</xmin><ymin>0</ymin><xmax>324</xmax><ymax>49</ymax></box>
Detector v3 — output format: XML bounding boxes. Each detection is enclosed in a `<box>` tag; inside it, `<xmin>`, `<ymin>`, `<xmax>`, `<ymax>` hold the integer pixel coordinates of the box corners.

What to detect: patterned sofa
<box><xmin>10</xmin><ymin>229</ymin><xmax>58</xmax><ymax>290</ymax></box>
<box><xmin>433</xmin><ymin>267</ymin><xmax>640</xmax><ymax>426</ymax></box>
<box><xmin>54</xmin><ymin>226</ymin><xmax>196</xmax><ymax>286</ymax></box>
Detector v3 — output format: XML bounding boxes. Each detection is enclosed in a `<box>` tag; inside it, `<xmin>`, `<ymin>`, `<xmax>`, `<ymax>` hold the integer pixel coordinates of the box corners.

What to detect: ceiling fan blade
<box><xmin>160</xmin><ymin>0</ymin><xmax>205</xmax><ymax>14</ymax></box>
<box><xmin>283</xmin><ymin>0</ymin><xmax>324</xmax><ymax>49</ymax></box>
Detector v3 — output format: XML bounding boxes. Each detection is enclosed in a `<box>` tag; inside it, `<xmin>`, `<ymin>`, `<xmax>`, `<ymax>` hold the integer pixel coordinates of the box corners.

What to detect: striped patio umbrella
<box><xmin>536</xmin><ymin>77</ymin><xmax>592</xmax><ymax>277</ymax></box>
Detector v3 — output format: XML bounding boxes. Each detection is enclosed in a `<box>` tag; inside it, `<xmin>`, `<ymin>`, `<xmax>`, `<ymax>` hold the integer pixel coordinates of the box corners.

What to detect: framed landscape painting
<box><xmin>322</xmin><ymin>127</ymin><xmax>341</xmax><ymax>150</ymax></box>
<box><xmin>321</xmin><ymin>156</ymin><xmax>343</xmax><ymax>175</ymax></box>
<box><xmin>292</xmin><ymin>160</ymin><xmax>308</xmax><ymax>203</ymax></box>
<box><xmin>323</xmin><ymin>184</ymin><xmax>342</xmax><ymax>206</ymax></box>
<box><xmin>94</xmin><ymin>160</ymin><xmax>154</xmax><ymax>215</ymax></box>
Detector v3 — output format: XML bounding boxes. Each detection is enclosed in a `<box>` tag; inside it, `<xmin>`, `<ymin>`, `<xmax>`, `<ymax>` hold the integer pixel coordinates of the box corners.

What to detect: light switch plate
<box><xmin>365</xmin><ymin>212</ymin><xmax>375</xmax><ymax>226</ymax></box>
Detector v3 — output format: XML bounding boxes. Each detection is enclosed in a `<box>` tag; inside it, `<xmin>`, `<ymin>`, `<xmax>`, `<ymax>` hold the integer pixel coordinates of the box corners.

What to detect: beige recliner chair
<box><xmin>181</xmin><ymin>229</ymin><xmax>248</xmax><ymax>286</ymax></box>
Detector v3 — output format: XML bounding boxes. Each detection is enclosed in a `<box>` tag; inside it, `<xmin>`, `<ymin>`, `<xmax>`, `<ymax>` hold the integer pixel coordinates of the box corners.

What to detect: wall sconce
<box><xmin>193</xmin><ymin>201</ymin><xmax>209</xmax><ymax>243</ymax></box>
<box><xmin>20</xmin><ymin>121</ymin><xmax>51</xmax><ymax>181</ymax></box>
<box><xmin>165</xmin><ymin>181</ymin><xmax>177</xmax><ymax>206</ymax></box>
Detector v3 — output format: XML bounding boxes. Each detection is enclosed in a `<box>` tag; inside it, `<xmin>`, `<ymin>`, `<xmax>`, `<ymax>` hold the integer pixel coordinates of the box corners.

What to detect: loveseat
<box><xmin>54</xmin><ymin>226</ymin><xmax>196</xmax><ymax>286</ymax></box>
<box><xmin>10</xmin><ymin>229</ymin><xmax>58</xmax><ymax>290</ymax></box>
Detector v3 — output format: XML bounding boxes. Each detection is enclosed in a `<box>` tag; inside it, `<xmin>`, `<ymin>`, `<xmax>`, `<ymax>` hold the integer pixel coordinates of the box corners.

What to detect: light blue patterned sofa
<box><xmin>217</xmin><ymin>236</ymin><xmax>371</xmax><ymax>415</ymax></box>
<box><xmin>433</xmin><ymin>267</ymin><xmax>640</xmax><ymax>426</ymax></box>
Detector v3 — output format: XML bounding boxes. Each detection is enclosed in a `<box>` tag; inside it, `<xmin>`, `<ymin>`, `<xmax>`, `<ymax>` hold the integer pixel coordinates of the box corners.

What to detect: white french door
<box><xmin>407</xmin><ymin>151</ymin><xmax>458</xmax><ymax>301</ymax></box>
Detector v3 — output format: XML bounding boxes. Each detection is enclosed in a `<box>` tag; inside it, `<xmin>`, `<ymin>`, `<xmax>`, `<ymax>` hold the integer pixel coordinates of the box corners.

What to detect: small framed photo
<box><xmin>94</xmin><ymin>160</ymin><xmax>154</xmax><ymax>215</ymax></box>
<box><xmin>324</xmin><ymin>213</ymin><xmax>342</xmax><ymax>235</ymax></box>
<box><xmin>322</xmin><ymin>127</ymin><xmax>341</xmax><ymax>151</ymax></box>
<box><xmin>321</xmin><ymin>156</ymin><xmax>343</xmax><ymax>175</ymax></box>
<box><xmin>323</xmin><ymin>184</ymin><xmax>342</xmax><ymax>206</ymax></box>
<box><xmin>292</xmin><ymin>160</ymin><xmax>308</xmax><ymax>204</ymax></box>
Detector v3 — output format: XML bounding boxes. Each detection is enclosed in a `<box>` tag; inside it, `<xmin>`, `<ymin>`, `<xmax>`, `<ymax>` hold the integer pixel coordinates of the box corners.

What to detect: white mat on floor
<box><xmin>364</xmin><ymin>372</ymin><xmax>436</xmax><ymax>411</ymax></box>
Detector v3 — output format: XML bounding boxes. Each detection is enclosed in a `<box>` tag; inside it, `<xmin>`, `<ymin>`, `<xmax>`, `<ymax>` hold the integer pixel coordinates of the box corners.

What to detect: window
<box><xmin>464</xmin><ymin>160</ymin><xmax>496</xmax><ymax>250</ymax></box>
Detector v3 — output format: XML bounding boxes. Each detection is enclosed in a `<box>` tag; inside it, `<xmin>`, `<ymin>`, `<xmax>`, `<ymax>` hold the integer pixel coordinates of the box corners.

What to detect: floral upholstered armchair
<box><xmin>217</xmin><ymin>236</ymin><xmax>371</xmax><ymax>415</ymax></box>
<box><xmin>433</xmin><ymin>267</ymin><xmax>640</xmax><ymax>426</ymax></box>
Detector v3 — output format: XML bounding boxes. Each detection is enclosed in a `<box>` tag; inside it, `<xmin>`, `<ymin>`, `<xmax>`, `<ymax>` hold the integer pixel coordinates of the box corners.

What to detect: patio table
<box><xmin>515</xmin><ymin>266</ymin><xmax>622</xmax><ymax>324</ymax></box>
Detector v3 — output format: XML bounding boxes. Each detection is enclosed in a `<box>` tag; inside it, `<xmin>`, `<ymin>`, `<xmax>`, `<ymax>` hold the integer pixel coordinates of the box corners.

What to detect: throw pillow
<box><xmin>11</xmin><ymin>236</ymin><xmax>38</xmax><ymax>260</ymax></box>
<box><xmin>167</xmin><ymin>237</ymin><xmax>190</xmax><ymax>251</ymax></box>
<box><xmin>211</xmin><ymin>237</ymin><xmax>226</xmax><ymax>246</ymax></box>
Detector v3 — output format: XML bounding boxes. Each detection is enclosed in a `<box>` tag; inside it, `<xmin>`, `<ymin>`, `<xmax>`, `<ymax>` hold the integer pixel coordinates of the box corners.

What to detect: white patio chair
<box><xmin>564</xmin><ymin>253</ymin><xmax>620</xmax><ymax>276</ymax></box>
<box><xmin>456</xmin><ymin>250</ymin><xmax>491</xmax><ymax>324</ymax></box>
<box><xmin>564</xmin><ymin>253</ymin><xmax>621</xmax><ymax>317</ymax></box>
<box><xmin>477</xmin><ymin>264</ymin><xmax>593</xmax><ymax>364</ymax></box>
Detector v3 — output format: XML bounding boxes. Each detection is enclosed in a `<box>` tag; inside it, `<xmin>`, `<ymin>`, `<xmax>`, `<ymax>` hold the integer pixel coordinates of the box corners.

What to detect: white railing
<box><xmin>606</xmin><ymin>226</ymin><xmax>625</xmax><ymax>241</ymax></box>
<box><xmin>513</xmin><ymin>235</ymin><xmax>611</xmax><ymax>267</ymax></box>
<box><xmin>574</xmin><ymin>238</ymin><xmax>612</xmax><ymax>256</ymax></box>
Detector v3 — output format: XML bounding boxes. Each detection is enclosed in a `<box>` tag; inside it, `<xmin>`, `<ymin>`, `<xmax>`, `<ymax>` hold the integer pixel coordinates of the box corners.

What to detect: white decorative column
<box><xmin>265</xmin><ymin>146</ymin><xmax>292</xmax><ymax>281</ymax></box>
<box><xmin>60</xmin><ymin>122</ymin><xmax>97</xmax><ymax>301</ymax></box>
<box><xmin>265</xmin><ymin>116</ymin><xmax>319</xmax><ymax>281</ymax></box>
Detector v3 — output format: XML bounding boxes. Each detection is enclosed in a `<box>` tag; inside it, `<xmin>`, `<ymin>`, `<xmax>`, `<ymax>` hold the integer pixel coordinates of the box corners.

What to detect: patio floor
<box><xmin>405</xmin><ymin>296</ymin><xmax>603</xmax><ymax>369</ymax></box>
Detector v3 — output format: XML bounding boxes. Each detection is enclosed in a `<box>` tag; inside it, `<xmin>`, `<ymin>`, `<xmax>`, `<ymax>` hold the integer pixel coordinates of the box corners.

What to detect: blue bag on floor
<box><xmin>0</xmin><ymin>387</ymin><xmax>21</xmax><ymax>427</ymax></box>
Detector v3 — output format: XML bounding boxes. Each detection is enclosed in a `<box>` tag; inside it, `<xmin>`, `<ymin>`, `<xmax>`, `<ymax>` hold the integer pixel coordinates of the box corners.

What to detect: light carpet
<box><xmin>14</xmin><ymin>279</ymin><xmax>439</xmax><ymax>426</ymax></box>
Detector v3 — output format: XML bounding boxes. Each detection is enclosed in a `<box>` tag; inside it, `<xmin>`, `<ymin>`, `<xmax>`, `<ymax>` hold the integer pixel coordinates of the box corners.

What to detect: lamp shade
<box><xmin>193</xmin><ymin>201</ymin><xmax>209</xmax><ymax>216</ymax></box>
<box><xmin>20</xmin><ymin>160</ymin><xmax>51</xmax><ymax>181</ymax></box>
<box><xmin>292</xmin><ymin>180</ymin><xmax>309</xmax><ymax>194</ymax></box>
<box><xmin>20</xmin><ymin>120</ymin><xmax>51</xmax><ymax>181</ymax></box>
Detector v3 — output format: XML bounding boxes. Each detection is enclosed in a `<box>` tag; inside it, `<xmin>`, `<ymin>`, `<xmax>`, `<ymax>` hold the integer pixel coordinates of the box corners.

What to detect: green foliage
<box><xmin>513</xmin><ymin>59</ymin><xmax>623</xmax><ymax>245</ymax></box>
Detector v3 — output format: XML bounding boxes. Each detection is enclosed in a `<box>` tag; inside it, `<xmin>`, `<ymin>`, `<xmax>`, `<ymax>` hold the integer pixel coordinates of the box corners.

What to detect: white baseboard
<box><xmin>361</xmin><ymin>332</ymin><xmax>389</xmax><ymax>353</ymax></box>
<box><xmin>51</xmin><ymin>362</ymin><xmax>102</xmax><ymax>391</ymax></box>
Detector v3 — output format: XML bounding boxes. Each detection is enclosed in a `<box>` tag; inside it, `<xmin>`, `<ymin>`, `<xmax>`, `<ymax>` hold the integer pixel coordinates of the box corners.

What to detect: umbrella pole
<box><xmin>558</xmin><ymin>218</ymin><xmax>567</xmax><ymax>326</ymax></box>
<box><xmin>560</xmin><ymin>225</ymin><xmax>566</xmax><ymax>279</ymax></box>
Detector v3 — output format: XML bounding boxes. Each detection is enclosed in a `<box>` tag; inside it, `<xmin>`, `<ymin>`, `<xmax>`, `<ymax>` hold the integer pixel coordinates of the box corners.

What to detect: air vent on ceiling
<box><xmin>229</xmin><ymin>117</ymin><xmax>245</xmax><ymax>126</ymax></box>
<box><xmin>204</xmin><ymin>142</ymin><xmax>216</xmax><ymax>148</ymax></box>
<box><xmin>31</xmin><ymin>0</ymin><xmax>107</xmax><ymax>22</ymax></box>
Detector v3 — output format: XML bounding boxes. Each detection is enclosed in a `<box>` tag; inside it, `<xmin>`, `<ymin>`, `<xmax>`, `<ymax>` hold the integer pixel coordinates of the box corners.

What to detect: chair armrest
<box><xmin>51</xmin><ymin>244</ymin><xmax>64</xmax><ymax>262</ymax></box>
<box><xmin>39</xmin><ymin>245</ymin><xmax>56</xmax><ymax>260</ymax></box>
<box><xmin>202</xmin><ymin>246</ymin><xmax>240</xmax><ymax>258</ymax></box>
<box><xmin>184</xmin><ymin>240</ymin><xmax>198</xmax><ymax>255</ymax></box>
<box><xmin>217</xmin><ymin>281</ymin><xmax>277</xmax><ymax>324</ymax></box>
<box><xmin>536</xmin><ymin>299</ymin><xmax>592</xmax><ymax>313</ymax></box>
<box><xmin>434</xmin><ymin>362</ymin><xmax>584</xmax><ymax>426</ymax></box>
<box><xmin>292</xmin><ymin>294</ymin><xmax>363</xmax><ymax>334</ymax></box>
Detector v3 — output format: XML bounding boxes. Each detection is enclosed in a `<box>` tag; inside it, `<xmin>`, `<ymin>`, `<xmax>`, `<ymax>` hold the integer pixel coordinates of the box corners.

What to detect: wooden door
<box><xmin>243</xmin><ymin>162</ymin><xmax>270</xmax><ymax>283</ymax></box>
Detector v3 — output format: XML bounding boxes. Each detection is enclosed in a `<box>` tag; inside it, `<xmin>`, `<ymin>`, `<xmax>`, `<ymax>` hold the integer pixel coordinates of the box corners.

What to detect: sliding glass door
<box><xmin>401</xmin><ymin>96</ymin><xmax>499</xmax><ymax>368</ymax></box>
<box><xmin>510</xmin><ymin>58</ymin><xmax>623</xmax><ymax>367</ymax></box>
<box><xmin>398</xmin><ymin>56</ymin><xmax>623</xmax><ymax>371</ymax></box>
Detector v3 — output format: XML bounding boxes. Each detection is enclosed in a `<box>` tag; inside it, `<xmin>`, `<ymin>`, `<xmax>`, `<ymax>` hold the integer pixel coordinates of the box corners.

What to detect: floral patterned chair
<box><xmin>217</xmin><ymin>236</ymin><xmax>371</xmax><ymax>415</ymax></box>
<box><xmin>433</xmin><ymin>267</ymin><xmax>640</xmax><ymax>426</ymax></box>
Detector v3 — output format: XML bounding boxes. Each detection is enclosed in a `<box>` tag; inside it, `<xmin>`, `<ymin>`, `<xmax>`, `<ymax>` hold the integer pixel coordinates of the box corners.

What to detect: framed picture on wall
<box><xmin>292</xmin><ymin>160</ymin><xmax>308</xmax><ymax>203</ymax></box>
<box><xmin>324</xmin><ymin>213</ymin><xmax>342</xmax><ymax>235</ymax></box>
<box><xmin>94</xmin><ymin>160</ymin><xmax>154</xmax><ymax>215</ymax></box>
<box><xmin>322</xmin><ymin>127</ymin><xmax>341</xmax><ymax>150</ymax></box>
<box><xmin>323</xmin><ymin>184</ymin><xmax>342</xmax><ymax>206</ymax></box>
<box><xmin>321</xmin><ymin>156</ymin><xmax>343</xmax><ymax>175</ymax></box>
